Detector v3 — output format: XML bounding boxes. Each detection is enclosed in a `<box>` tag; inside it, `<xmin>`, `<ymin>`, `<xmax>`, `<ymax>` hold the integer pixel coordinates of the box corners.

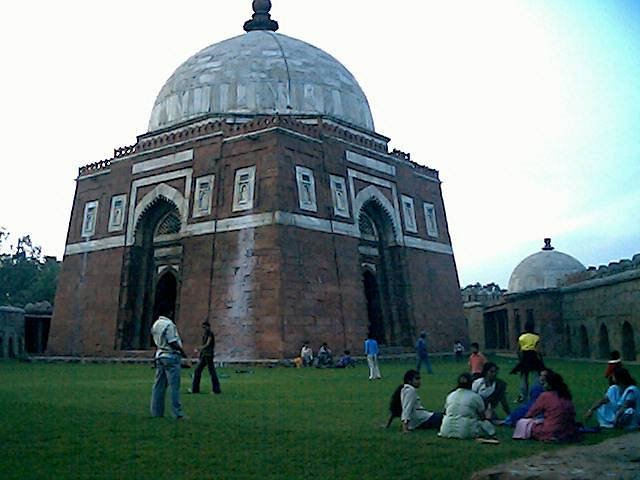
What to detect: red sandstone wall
<box><xmin>49</xmin><ymin>248</ymin><xmax>124</xmax><ymax>355</ymax></box>
<box><xmin>278</xmin><ymin>226</ymin><xmax>367</xmax><ymax>357</ymax></box>
<box><xmin>404</xmin><ymin>248</ymin><xmax>466</xmax><ymax>351</ymax></box>
<box><xmin>51</xmin><ymin>117</ymin><xmax>466</xmax><ymax>358</ymax></box>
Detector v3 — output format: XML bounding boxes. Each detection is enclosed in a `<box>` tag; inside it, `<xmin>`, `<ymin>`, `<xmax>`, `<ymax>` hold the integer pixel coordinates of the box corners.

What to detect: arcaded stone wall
<box><xmin>563</xmin><ymin>271</ymin><xmax>640</xmax><ymax>360</ymax></box>
<box><xmin>0</xmin><ymin>306</ymin><xmax>25</xmax><ymax>358</ymax></box>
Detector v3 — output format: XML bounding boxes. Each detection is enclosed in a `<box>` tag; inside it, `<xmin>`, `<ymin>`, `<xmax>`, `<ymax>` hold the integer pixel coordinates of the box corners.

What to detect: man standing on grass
<box><xmin>189</xmin><ymin>321</ymin><xmax>221</xmax><ymax>394</ymax></box>
<box><xmin>415</xmin><ymin>331</ymin><xmax>433</xmax><ymax>374</ymax></box>
<box><xmin>150</xmin><ymin>308</ymin><xmax>188</xmax><ymax>419</ymax></box>
<box><xmin>364</xmin><ymin>334</ymin><xmax>382</xmax><ymax>380</ymax></box>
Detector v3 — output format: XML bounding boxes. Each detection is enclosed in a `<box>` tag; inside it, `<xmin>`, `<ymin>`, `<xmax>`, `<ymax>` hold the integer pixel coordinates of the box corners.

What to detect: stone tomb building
<box><xmin>49</xmin><ymin>4</ymin><xmax>465</xmax><ymax>359</ymax></box>
<box><xmin>464</xmin><ymin>239</ymin><xmax>639</xmax><ymax>361</ymax></box>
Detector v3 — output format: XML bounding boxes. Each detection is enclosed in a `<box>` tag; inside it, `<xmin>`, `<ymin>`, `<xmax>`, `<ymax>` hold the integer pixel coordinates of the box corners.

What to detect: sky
<box><xmin>0</xmin><ymin>0</ymin><xmax>638</xmax><ymax>288</ymax></box>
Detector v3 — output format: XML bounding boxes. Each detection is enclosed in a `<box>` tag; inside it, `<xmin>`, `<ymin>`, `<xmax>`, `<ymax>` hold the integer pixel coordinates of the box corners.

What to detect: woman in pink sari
<box><xmin>513</xmin><ymin>369</ymin><xmax>580</xmax><ymax>442</ymax></box>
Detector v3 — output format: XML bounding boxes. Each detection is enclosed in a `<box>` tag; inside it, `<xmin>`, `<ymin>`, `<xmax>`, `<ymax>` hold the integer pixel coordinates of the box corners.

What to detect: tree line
<box><xmin>0</xmin><ymin>228</ymin><xmax>60</xmax><ymax>308</ymax></box>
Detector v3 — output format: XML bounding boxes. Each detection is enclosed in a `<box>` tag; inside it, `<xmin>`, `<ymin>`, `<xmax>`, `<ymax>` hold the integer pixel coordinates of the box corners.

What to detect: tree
<box><xmin>0</xmin><ymin>230</ymin><xmax>60</xmax><ymax>308</ymax></box>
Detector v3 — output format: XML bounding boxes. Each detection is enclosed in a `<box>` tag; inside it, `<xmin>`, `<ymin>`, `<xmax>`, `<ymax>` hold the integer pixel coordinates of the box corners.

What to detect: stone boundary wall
<box><xmin>0</xmin><ymin>306</ymin><xmax>25</xmax><ymax>358</ymax></box>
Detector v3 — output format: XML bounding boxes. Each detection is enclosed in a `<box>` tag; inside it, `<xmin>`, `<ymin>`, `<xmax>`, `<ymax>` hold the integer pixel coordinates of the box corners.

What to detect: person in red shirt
<box><xmin>468</xmin><ymin>342</ymin><xmax>488</xmax><ymax>380</ymax></box>
<box><xmin>513</xmin><ymin>369</ymin><xmax>580</xmax><ymax>442</ymax></box>
<box><xmin>604</xmin><ymin>350</ymin><xmax>622</xmax><ymax>384</ymax></box>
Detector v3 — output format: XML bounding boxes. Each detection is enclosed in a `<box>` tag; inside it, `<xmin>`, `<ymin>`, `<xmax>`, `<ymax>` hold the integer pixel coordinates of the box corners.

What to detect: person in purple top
<box><xmin>364</xmin><ymin>334</ymin><xmax>382</xmax><ymax>380</ymax></box>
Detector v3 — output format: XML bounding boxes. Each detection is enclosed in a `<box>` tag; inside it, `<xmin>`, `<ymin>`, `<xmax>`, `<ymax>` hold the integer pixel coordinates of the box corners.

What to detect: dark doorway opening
<box><xmin>579</xmin><ymin>325</ymin><xmax>590</xmax><ymax>358</ymax></box>
<box><xmin>25</xmin><ymin>317</ymin><xmax>51</xmax><ymax>354</ymax></box>
<box><xmin>363</xmin><ymin>270</ymin><xmax>385</xmax><ymax>343</ymax></box>
<box><xmin>154</xmin><ymin>271</ymin><xmax>177</xmax><ymax>321</ymax></box>
<box><xmin>598</xmin><ymin>323</ymin><xmax>610</xmax><ymax>359</ymax></box>
<box><xmin>622</xmin><ymin>321</ymin><xmax>636</xmax><ymax>361</ymax></box>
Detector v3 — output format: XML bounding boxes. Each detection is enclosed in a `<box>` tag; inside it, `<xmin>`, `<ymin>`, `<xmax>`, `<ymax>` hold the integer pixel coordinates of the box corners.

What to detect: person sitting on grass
<box><xmin>472</xmin><ymin>362</ymin><xmax>510</xmax><ymax>421</ymax></box>
<box><xmin>300</xmin><ymin>343</ymin><xmax>314</xmax><ymax>367</ymax></box>
<box><xmin>438</xmin><ymin>372</ymin><xmax>496</xmax><ymax>439</ymax></box>
<box><xmin>392</xmin><ymin>370</ymin><xmax>443</xmax><ymax>432</ymax></box>
<box><xmin>513</xmin><ymin>369</ymin><xmax>580</xmax><ymax>442</ymax></box>
<box><xmin>503</xmin><ymin>374</ymin><xmax>545</xmax><ymax>426</ymax></box>
<box><xmin>335</xmin><ymin>350</ymin><xmax>356</xmax><ymax>368</ymax></box>
<box><xmin>468</xmin><ymin>343</ymin><xmax>488</xmax><ymax>380</ymax></box>
<box><xmin>385</xmin><ymin>370</ymin><xmax>443</xmax><ymax>431</ymax></box>
<box><xmin>386</xmin><ymin>383</ymin><xmax>404</xmax><ymax>428</ymax></box>
<box><xmin>586</xmin><ymin>366</ymin><xmax>639</xmax><ymax>430</ymax></box>
<box><xmin>315</xmin><ymin>342</ymin><xmax>333</xmax><ymax>368</ymax></box>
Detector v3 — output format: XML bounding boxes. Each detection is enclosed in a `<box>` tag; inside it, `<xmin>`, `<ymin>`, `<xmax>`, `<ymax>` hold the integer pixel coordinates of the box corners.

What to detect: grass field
<box><xmin>0</xmin><ymin>356</ymin><xmax>637</xmax><ymax>479</ymax></box>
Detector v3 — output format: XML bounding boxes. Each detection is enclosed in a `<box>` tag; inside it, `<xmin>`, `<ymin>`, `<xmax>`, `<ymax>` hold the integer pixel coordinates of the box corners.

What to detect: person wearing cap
<box><xmin>150</xmin><ymin>308</ymin><xmax>188</xmax><ymax>418</ymax></box>
<box><xmin>189</xmin><ymin>321</ymin><xmax>221</xmax><ymax>394</ymax></box>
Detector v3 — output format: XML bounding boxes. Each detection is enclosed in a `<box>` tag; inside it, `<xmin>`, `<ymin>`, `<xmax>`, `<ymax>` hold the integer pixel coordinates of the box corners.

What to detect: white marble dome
<box><xmin>148</xmin><ymin>30</ymin><xmax>374</xmax><ymax>132</ymax></box>
<box><xmin>507</xmin><ymin>239</ymin><xmax>586</xmax><ymax>293</ymax></box>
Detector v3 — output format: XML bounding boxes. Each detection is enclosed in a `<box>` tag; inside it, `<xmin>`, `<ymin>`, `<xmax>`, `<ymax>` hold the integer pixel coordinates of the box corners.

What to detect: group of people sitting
<box><xmin>387</xmin><ymin>360</ymin><xmax>639</xmax><ymax>442</ymax></box>
<box><xmin>294</xmin><ymin>342</ymin><xmax>356</xmax><ymax>369</ymax></box>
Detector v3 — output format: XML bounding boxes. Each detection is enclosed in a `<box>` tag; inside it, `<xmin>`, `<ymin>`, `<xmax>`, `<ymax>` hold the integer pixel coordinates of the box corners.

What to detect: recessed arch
<box><xmin>621</xmin><ymin>321</ymin><xmax>636</xmax><ymax>361</ymax></box>
<box><xmin>353</xmin><ymin>185</ymin><xmax>403</xmax><ymax>245</ymax></box>
<box><xmin>579</xmin><ymin>324</ymin><xmax>590</xmax><ymax>358</ymax></box>
<box><xmin>119</xmin><ymin>197</ymin><xmax>183</xmax><ymax>350</ymax></box>
<box><xmin>153</xmin><ymin>269</ymin><xmax>178</xmax><ymax>321</ymax></box>
<box><xmin>598</xmin><ymin>323</ymin><xmax>610</xmax><ymax>360</ymax></box>
<box><xmin>356</xmin><ymin>195</ymin><xmax>411</xmax><ymax>347</ymax></box>
<box><xmin>127</xmin><ymin>183</ymin><xmax>187</xmax><ymax>245</ymax></box>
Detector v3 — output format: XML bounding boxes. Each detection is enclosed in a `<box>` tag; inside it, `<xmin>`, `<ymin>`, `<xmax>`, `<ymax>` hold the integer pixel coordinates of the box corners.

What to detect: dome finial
<box><xmin>542</xmin><ymin>238</ymin><xmax>554</xmax><ymax>251</ymax></box>
<box><xmin>244</xmin><ymin>0</ymin><xmax>279</xmax><ymax>32</ymax></box>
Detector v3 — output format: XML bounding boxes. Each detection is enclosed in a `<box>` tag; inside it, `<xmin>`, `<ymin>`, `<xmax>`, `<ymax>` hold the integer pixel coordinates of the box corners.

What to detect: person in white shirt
<box><xmin>471</xmin><ymin>362</ymin><xmax>510</xmax><ymax>420</ymax></box>
<box><xmin>150</xmin><ymin>309</ymin><xmax>188</xmax><ymax>419</ymax></box>
<box><xmin>300</xmin><ymin>343</ymin><xmax>313</xmax><ymax>367</ymax></box>
<box><xmin>399</xmin><ymin>369</ymin><xmax>443</xmax><ymax>432</ymax></box>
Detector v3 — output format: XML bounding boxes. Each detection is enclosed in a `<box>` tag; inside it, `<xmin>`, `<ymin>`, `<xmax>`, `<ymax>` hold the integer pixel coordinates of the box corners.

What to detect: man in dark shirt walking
<box><xmin>415</xmin><ymin>331</ymin><xmax>433</xmax><ymax>374</ymax></box>
<box><xmin>189</xmin><ymin>321</ymin><xmax>222</xmax><ymax>394</ymax></box>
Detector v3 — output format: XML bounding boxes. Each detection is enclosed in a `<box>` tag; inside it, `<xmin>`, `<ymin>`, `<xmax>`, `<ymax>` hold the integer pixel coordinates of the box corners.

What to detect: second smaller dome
<box><xmin>508</xmin><ymin>239</ymin><xmax>585</xmax><ymax>293</ymax></box>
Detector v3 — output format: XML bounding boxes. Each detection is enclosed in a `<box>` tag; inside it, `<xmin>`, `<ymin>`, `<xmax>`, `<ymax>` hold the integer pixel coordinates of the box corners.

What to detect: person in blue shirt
<box><xmin>335</xmin><ymin>350</ymin><xmax>356</xmax><ymax>368</ymax></box>
<box><xmin>364</xmin><ymin>334</ymin><xmax>382</xmax><ymax>380</ymax></box>
<box><xmin>415</xmin><ymin>331</ymin><xmax>433</xmax><ymax>374</ymax></box>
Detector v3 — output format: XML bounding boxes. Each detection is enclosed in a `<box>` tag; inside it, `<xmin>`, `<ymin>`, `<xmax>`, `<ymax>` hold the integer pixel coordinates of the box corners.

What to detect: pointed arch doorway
<box><xmin>119</xmin><ymin>198</ymin><xmax>183</xmax><ymax>350</ymax></box>
<box><xmin>357</xmin><ymin>198</ymin><xmax>410</xmax><ymax>346</ymax></box>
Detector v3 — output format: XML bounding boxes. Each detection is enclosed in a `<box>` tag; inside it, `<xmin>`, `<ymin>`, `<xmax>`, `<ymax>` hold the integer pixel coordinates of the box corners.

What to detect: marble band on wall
<box><xmin>64</xmin><ymin>211</ymin><xmax>453</xmax><ymax>257</ymax></box>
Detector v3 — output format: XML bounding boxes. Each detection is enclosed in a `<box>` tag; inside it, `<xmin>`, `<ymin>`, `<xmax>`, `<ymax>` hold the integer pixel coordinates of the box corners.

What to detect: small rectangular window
<box><xmin>423</xmin><ymin>202</ymin><xmax>438</xmax><ymax>237</ymax></box>
<box><xmin>401</xmin><ymin>195</ymin><xmax>417</xmax><ymax>233</ymax></box>
<box><xmin>82</xmin><ymin>200</ymin><xmax>99</xmax><ymax>238</ymax></box>
<box><xmin>233</xmin><ymin>166</ymin><xmax>256</xmax><ymax>212</ymax></box>
<box><xmin>193</xmin><ymin>175</ymin><xmax>214</xmax><ymax>217</ymax></box>
<box><xmin>295</xmin><ymin>166</ymin><xmax>317</xmax><ymax>212</ymax></box>
<box><xmin>330</xmin><ymin>175</ymin><xmax>349</xmax><ymax>218</ymax></box>
<box><xmin>108</xmin><ymin>194</ymin><xmax>127</xmax><ymax>232</ymax></box>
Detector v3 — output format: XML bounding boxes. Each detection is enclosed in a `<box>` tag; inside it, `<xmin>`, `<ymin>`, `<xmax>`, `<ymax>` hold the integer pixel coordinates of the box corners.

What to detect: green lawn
<box><xmin>0</xmin><ymin>357</ymin><xmax>636</xmax><ymax>479</ymax></box>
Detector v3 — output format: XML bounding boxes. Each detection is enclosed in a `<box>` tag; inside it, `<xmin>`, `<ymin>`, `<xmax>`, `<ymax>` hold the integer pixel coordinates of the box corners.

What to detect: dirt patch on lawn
<box><xmin>472</xmin><ymin>432</ymin><xmax>640</xmax><ymax>480</ymax></box>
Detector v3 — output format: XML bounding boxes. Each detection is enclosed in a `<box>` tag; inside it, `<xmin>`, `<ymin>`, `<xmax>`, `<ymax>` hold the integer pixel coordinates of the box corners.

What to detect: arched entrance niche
<box><xmin>119</xmin><ymin>196</ymin><xmax>183</xmax><ymax>350</ymax></box>
<box><xmin>565</xmin><ymin>325</ymin><xmax>572</xmax><ymax>357</ymax></box>
<box><xmin>579</xmin><ymin>325</ymin><xmax>590</xmax><ymax>358</ymax></box>
<box><xmin>357</xmin><ymin>196</ymin><xmax>409</xmax><ymax>346</ymax></box>
<box><xmin>621</xmin><ymin>321</ymin><xmax>636</xmax><ymax>361</ymax></box>
<box><xmin>598</xmin><ymin>323</ymin><xmax>610</xmax><ymax>359</ymax></box>
<box><xmin>8</xmin><ymin>337</ymin><xmax>15</xmax><ymax>358</ymax></box>
<box><xmin>153</xmin><ymin>269</ymin><xmax>178</xmax><ymax>321</ymax></box>
<box><xmin>362</xmin><ymin>269</ymin><xmax>384</xmax><ymax>342</ymax></box>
